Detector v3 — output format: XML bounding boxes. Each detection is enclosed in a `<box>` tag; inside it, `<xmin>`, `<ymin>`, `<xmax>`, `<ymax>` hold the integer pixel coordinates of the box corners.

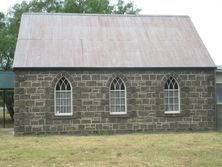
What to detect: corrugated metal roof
<box><xmin>13</xmin><ymin>13</ymin><xmax>216</xmax><ymax>68</ymax></box>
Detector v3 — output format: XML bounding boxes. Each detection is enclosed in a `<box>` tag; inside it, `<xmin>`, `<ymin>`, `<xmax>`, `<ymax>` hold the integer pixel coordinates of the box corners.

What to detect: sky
<box><xmin>0</xmin><ymin>0</ymin><xmax>222</xmax><ymax>65</ymax></box>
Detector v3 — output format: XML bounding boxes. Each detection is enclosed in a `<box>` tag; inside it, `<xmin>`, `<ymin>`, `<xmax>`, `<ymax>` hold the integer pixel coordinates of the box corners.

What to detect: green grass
<box><xmin>0</xmin><ymin>131</ymin><xmax>222</xmax><ymax>167</ymax></box>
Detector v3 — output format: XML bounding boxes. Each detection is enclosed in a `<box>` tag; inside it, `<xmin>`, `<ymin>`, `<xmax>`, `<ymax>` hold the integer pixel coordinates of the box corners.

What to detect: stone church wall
<box><xmin>14</xmin><ymin>69</ymin><xmax>216</xmax><ymax>135</ymax></box>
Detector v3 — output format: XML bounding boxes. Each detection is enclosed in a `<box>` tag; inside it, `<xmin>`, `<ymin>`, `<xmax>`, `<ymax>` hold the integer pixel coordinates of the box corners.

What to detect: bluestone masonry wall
<box><xmin>14</xmin><ymin>69</ymin><xmax>216</xmax><ymax>135</ymax></box>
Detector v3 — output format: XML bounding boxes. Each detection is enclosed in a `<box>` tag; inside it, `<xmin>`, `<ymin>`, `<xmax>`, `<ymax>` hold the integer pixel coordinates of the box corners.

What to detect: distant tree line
<box><xmin>0</xmin><ymin>0</ymin><xmax>140</xmax><ymax>119</ymax></box>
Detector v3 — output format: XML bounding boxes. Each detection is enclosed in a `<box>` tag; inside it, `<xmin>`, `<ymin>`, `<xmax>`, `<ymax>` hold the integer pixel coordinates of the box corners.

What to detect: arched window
<box><xmin>110</xmin><ymin>77</ymin><xmax>127</xmax><ymax>114</ymax></box>
<box><xmin>164</xmin><ymin>77</ymin><xmax>180</xmax><ymax>113</ymax></box>
<box><xmin>54</xmin><ymin>77</ymin><xmax>72</xmax><ymax>116</ymax></box>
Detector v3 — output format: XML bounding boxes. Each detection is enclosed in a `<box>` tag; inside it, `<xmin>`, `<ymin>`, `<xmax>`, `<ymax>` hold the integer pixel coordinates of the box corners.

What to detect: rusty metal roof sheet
<box><xmin>13</xmin><ymin>13</ymin><xmax>216</xmax><ymax>68</ymax></box>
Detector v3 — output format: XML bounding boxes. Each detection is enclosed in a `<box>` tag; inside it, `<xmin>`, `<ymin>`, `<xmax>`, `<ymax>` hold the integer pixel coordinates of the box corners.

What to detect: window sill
<box><xmin>52</xmin><ymin>112</ymin><xmax>80</xmax><ymax>120</ymax></box>
<box><xmin>109</xmin><ymin>113</ymin><xmax>128</xmax><ymax>117</ymax></box>
<box><xmin>164</xmin><ymin>111</ymin><xmax>180</xmax><ymax>114</ymax></box>
<box><xmin>54</xmin><ymin>113</ymin><xmax>73</xmax><ymax>116</ymax></box>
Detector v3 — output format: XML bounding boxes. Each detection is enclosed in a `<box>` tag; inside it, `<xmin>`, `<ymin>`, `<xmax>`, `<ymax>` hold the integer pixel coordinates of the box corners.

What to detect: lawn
<box><xmin>0</xmin><ymin>131</ymin><xmax>222</xmax><ymax>167</ymax></box>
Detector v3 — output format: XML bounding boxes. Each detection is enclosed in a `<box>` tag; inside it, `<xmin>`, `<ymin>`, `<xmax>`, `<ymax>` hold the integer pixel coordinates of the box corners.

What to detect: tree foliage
<box><xmin>0</xmin><ymin>0</ymin><xmax>140</xmax><ymax>119</ymax></box>
<box><xmin>0</xmin><ymin>0</ymin><xmax>140</xmax><ymax>70</ymax></box>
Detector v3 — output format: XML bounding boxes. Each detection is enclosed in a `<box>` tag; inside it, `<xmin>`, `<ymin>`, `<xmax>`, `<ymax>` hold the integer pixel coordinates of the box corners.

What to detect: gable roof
<box><xmin>13</xmin><ymin>13</ymin><xmax>216</xmax><ymax>69</ymax></box>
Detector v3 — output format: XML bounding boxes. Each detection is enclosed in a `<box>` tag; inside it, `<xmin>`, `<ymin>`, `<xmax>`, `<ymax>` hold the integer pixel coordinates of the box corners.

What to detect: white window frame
<box><xmin>109</xmin><ymin>78</ymin><xmax>127</xmax><ymax>115</ymax></box>
<box><xmin>54</xmin><ymin>77</ymin><xmax>73</xmax><ymax>116</ymax></box>
<box><xmin>164</xmin><ymin>77</ymin><xmax>180</xmax><ymax>114</ymax></box>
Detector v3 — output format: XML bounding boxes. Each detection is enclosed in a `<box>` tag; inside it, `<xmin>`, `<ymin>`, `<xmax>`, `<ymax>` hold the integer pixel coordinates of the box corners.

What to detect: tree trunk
<box><xmin>4</xmin><ymin>91</ymin><xmax>14</xmax><ymax>120</ymax></box>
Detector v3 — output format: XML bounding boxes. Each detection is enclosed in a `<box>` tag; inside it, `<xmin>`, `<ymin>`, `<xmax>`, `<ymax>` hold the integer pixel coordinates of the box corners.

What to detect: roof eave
<box><xmin>13</xmin><ymin>66</ymin><xmax>217</xmax><ymax>71</ymax></box>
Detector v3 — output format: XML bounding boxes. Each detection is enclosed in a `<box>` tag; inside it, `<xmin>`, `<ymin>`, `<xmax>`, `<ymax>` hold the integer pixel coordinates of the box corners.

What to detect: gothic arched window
<box><xmin>110</xmin><ymin>77</ymin><xmax>127</xmax><ymax>114</ymax></box>
<box><xmin>54</xmin><ymin>77</ymin><xmax>72</xmax><ymax>116</ymax></box>
<box><xmin>164</xmin><ymin>77</ymin><xmax>180</xmax><ymax>113</ymax></box>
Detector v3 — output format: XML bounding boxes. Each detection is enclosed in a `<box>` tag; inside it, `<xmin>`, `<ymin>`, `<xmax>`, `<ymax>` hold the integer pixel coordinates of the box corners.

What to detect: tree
<box><xmin>1</xmin><ymin>0</ymin><xmax>140</xmax><ymax>71</ymax></box>
<box><xmin>0</xmin><ymin>0</ymin><xmax>140</xmax><ymax>119</ymax></box>
<box><xmin>0</xmin><ymin>12</ymin><xmax>14</xmax><ymax>71</ymax></box>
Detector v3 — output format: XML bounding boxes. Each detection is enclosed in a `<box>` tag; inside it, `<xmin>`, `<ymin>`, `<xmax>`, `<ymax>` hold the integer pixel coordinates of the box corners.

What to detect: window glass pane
<box><xmin>56</xmin><ymin>92</ymin><xmax>60</xmax><ymax>98</ymax></box>
<box><xmin>67</xmin><ymin>83</ymin><xmax>71</xmax><ymax>90</ymax></box>
<box><xmin>174</xmin><ymin>83</ymin><xmax>178</xmax><ymax>89</ymax></box>
<box><xmin>63</xmin><ymin>92</ymin><xmax>66</xmax><ymax>98</ymax></box>
<box><xmin>63</xmin><ymin>92</ymin><xmax>66</xmax><ymax>99</ymax></box>
<box><xmin>110</xmin><ymin>83</ymin><xmax>115</xmax><ymax>90</ymax></box>
<box><xmin>111</xmin><ymin>99</ymin><xmax>115</xmax><ymax>105</ymax></box>
<box><xmin>68</xmin><ymin>92</ymin><xmax>71</xmax><ymax>98</ymax></box>
<box><xmin>67</xmin><ymin>106</ymin><xmax>71</xmax><ymax>113</ymax></box>
<box><xmin>116</xmin><ymin>98</ymin><xmax>121</xmax><ymax>105</ymax></box>
<box><xmin>121</xmin><ymin>83</ymin><xmax>125</xmax><ymax>90</ymax></box>
<box><xmin>166</xmin><ymin>105</ymin><xmax>170</xmax><ymax>111</ymax></box>
<box><xmin>174</xmin><ymin>105</ymin><xmax>178</xmax><ymax>111</ymax></box>
<box><xmin>174</xmin><ymin>98</ymin><xmax>178</xmax><ymax>103</ymax></box>
<box><xmin>68</xmin><ymin>99</ymin><xmax>71</xmax><ymax>105</ymax></box>
<box><xmin>64</xmin><ymin>99</ymin><xmax>67</xmax><ymax>105</ymax></box>
<box><xmin>169</xmin><ymin>82</ymin><xmax>174</xmax><ymax>89</ymax></box>
<box><xmin>169</xmin><ymin>91</ymin><xmax>173</xmax><ymax>97</ymax></box>
<box><xmin>60</xmin><ymin>92</ymin><xmax>63</xmax><ymax>98</ymax></box>
<box><xmin>116</xmin><ymin>83</ymin><xmax>120</xmax><ymax>89</ymax></box>
<box><xmin>67</xmin><ymin>92</ymin><xmax>71</xmax><ymax>98</ymax></box>
<box><xmin>164</xmin><ymin>98</ymin><xmax>168</xmax><ymax>104</ymax></box>
<box><xmin>164</xmin><ymin>91</ymin><xmax>168</xmax><ymax>97</ymax></box>
<box><xmin>121</xmin><ymin>98</ymin><xmax>125</xmax><ymax>105</ymax></box>
<box><xmin>169</xmin><ymin>105</ymin><xmax>173</xmax><ymax>111</ymax></box>
<box><xmin>116</xmin><ymin>91</ymin><xmax>120</xmax><ymax>97</ymax></box>
<box><xmin>216</xmin><ymin>84</ymin><xmax>222</xmax><ymax>103</ymax></box>
<box><xmin>56</xmin><ymin>99</ymin><xmax>60</xmax><ymax>105</ymax></box>
<box><xmin>168</xmin><ymin>98</ymin><xmax>172</xmax><ymax>104</ymax></box>
<box><xmin>121</xmin><ymin>91</ymin><xmax>125</xmax><ymax>97</ymax></box>
<box><xmin>111</xmin><ymin>91</ymin><xmax>115</xmax><ymax>98</ymax></box>
<box><xmin>56</xmin><ymin>84</ymin><xmax>60</xmax><ymax>90</ymax></box>
<box><xmin>164</xmin><ymin>83</ymin><xmax>168</xmax><ymax>89</ymax></box>
<box><xmin>61</xmin><ymin>84</ymin><xmax>65</xmax><ymax>90</ymax></box>
<box><xmin>116</xmin><ymin>106</ymin><xmax>121</xmax><ymax>112</ymax></box>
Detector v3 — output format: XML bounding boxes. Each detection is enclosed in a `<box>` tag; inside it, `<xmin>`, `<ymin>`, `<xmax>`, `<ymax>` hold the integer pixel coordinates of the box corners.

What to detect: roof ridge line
<box><xmin>22</xmin><ymin>12</ymin><xmax>190</xmax><ymax>18</ymax></box>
